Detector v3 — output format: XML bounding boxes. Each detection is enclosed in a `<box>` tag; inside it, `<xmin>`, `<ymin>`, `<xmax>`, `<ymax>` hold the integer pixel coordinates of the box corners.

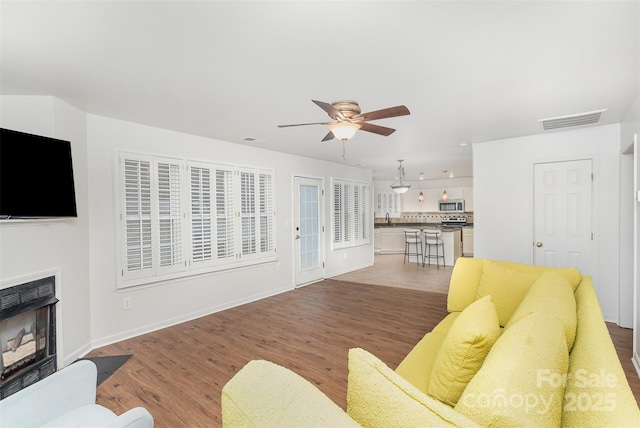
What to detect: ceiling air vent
<box><xmin>538</xmin><ymin>109</ymin><xmax>607</xmax><ymax>131</ymax></box>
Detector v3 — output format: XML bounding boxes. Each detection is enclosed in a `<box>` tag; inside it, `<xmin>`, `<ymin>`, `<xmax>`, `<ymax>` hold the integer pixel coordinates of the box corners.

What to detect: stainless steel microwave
<box><xmin>439</xmin><ymin>199</ymin><xmax>465</xmax><ymax>213</ymax></box>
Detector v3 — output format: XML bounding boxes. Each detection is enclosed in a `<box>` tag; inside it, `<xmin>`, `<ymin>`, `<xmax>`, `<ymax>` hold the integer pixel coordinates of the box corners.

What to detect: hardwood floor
<box><xmin>89</xmin><ymin>255</ymin><xmax>640</xmax><ymax>427</ymax></box>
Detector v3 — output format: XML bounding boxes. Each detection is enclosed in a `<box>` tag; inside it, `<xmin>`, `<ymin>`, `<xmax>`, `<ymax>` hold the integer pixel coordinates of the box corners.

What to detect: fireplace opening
<box><xmin>0</xmin><ymin>276</ymin><xmax>57</xmax><ymax>399</ymax></box>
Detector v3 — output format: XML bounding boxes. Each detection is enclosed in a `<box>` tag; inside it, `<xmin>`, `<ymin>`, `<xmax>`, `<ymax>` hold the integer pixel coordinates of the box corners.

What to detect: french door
<box><xmin>293</xmin><ymin>176</ymin><xmax>325</xmax><ymax>286</ymax></box>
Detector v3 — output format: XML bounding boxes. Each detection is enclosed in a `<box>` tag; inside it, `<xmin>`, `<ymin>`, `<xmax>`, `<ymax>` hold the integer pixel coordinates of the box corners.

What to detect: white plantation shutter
<box><xmin>240</xmin><ymin>171</ymin><xmax>257</xmax><ymax>257</ymax></box>
<box><xmin>333</xmin><ymin>182</ymin><xmax>343</xmax><ymax>244</ymax></box>
<box><xmin>123</xmin><ymin>159</ymin><xmax>153</xmax><ymax>276</ymax></box>
<box><xmin>343</xmin><ymin>182</ymin><xmax>353</xmax><ymax>246</ymax></box>
<box><xmin>215</xmin><ymin>167</ymin><xmax>235</xmax><ymax>262</ymax></box>
<box><xmin>191</xmin><ymin>165</ymin><xmax>213</xmax><ymax>264</ymax></box>
<box><xmin>157</xmin><ymin>162</ymin><xmax>183</xmax><ymax>270</ymax></box>
<box><xmin>259</xmin><ymin>171</ymin><xmax>275</xmax><ymax>256</ymax></box>
<box><xmin>354</xmin><ymin>183</ymin><xmax>370</xmax><ymax>244</ymax></box>
<box><xmin>354</xmin><ymin>184</ymin><xmax>362</xmax><ymax>241</ymax></box>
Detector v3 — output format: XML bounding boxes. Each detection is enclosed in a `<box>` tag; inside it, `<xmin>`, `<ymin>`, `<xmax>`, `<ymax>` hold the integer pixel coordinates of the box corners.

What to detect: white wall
<box><xmin>87</xmin><ymin>114</ymin><xmax>373</xmax><ymax>348</ymax></box>
<box><xmin>473</xmin><ymin>124</ymin><xmax>623</xmax><ymax>322</ymax></box>
<box><xmin>0</xmin><ymin>96</ymin><xmax>92</xmax><ymax>365</ymax></box>
<box><xmin>620</xmin><ymin>94</ymin><xmax>639</xmax><ymax>329</ymax></box>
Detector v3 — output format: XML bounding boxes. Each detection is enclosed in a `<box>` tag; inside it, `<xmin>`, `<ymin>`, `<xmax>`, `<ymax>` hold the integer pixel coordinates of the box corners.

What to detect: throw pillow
<box><xmin>455</xmin><ymin>313</ymin><xmax>568</xmax><ymax>427</ymax></box>
<box><xmin>427</xmin><ymin>295</ymin><xmax>501</xmax><ymax>406</ymax></box>
<box><xmin>505</xmin><ymin>271</ymin><xmax>577</xmax><ymax>351</ymax></box>
<box><xmin>477</xmin><ymin>259</ymin><xmax>541</xmax><ymax>326</ymax></box>
<box><xmin>347</xmin><ymin>348</ymin><xmax>479</xmax><ymax>428</ymax></box>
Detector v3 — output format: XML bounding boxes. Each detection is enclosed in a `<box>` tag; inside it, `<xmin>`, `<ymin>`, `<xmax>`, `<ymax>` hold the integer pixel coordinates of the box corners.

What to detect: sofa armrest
<box><xmin>222</xmin><ymin>360</ymin><xmax>360</xmax><ymax>427</ymax></box>
<box><xmin>104</xmin><ymin>407</ymin><xmax>154</xmax><ymax>428</ymax></box>
<box><xmin>0</xmin><ymin>360</ymin><xmax>98</xmax><ymax>427</ymax></box>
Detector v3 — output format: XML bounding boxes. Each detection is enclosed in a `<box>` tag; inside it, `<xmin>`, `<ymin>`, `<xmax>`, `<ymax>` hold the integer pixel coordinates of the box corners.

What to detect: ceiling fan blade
<box><xmin>321</xmin><ymin>131</ymin><xmax>335</xmax><ymax>142</ymax></box>
<box><xmin>360</xmin><ymin>122</ymin><xmax>396</xmax><ymax>137</ymax></box>
<box><xmin>277</xmin><ymin>121</ymin><xmax>332</xmax><ymax>128</ymax></box>
<box><xmin>355</xmin><ymin>105</ymin><xmax>410</xmax><ymax>122</ymax></box>
<box><xmin>312</xmin><ymin>100</ymin><xmax>345</xmax><ymax>120</ymax></box>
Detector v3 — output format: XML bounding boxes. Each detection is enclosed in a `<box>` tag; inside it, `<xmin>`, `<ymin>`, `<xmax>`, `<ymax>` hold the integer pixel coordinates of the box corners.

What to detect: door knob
<box><xmin>536</xmin><ymin>242</ymin><xmax>543</xmax><ymax>248</ymax></box>
<box><xmin>295</xmin><ymin>234</ymin><xmax>300</xmax><ymax>240</ymax></box>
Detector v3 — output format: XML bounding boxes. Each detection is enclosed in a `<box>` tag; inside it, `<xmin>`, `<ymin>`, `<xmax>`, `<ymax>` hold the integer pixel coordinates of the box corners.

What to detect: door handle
<box><xmin>536</xmin><ymin>242</ymin><xmax>543</xmax><ymax>248</ymax></box>
<box><xmin>295</xmin><ymin>234</ymin><xmax>300</xmax><ymax>240</ymax></box>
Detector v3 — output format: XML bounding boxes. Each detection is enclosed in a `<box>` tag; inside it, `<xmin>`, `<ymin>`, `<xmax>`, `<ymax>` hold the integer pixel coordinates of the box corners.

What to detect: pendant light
<box><xmin>418</xmin><ymin>192</ymin><xmax>425</xmax><ymax>202</ymax></box>
<box><xmin>390</xmin><ymin>160</ymin><xmax>411</xmax><ymax>194</ymax></box>
<box><xmin>441</xmin><ymin>190</ymin><xmax>448</xmax><ymax>201</ymax></box>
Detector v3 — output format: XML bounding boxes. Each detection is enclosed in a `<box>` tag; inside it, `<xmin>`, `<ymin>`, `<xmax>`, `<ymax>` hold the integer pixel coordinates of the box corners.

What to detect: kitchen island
<box><xmin>373</xmin><ymin>223</ymin><xmax>466</xmax><ymax>266</ymax></box>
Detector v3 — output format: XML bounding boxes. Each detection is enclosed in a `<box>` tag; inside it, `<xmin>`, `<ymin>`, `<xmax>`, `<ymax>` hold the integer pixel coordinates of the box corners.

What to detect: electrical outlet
<box><xmin>123</xmin><ymin>297</ymin><xmax>132</xmax><ymax>310</ymax></box>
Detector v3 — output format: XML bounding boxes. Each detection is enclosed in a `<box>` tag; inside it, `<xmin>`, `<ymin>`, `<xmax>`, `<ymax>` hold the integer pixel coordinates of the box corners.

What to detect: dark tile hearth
<box><xmin>78</xmin><ymin>355</ymin><xmax>132</xmax><ymax>386</ymax></box>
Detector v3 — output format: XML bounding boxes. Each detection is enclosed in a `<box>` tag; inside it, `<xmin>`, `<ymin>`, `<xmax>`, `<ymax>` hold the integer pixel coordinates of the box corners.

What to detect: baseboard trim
<box><xmin>88</xmin><ymin>284</ymin><xmax>293</xmax><ymax>350</ymax></box>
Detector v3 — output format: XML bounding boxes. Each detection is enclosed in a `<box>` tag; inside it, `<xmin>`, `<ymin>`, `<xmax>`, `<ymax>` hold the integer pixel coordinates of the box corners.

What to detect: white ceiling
<box><xmin>1</xmin><ymin>1</ymin><xmax>638</xmax><ymax>181</ymax></box>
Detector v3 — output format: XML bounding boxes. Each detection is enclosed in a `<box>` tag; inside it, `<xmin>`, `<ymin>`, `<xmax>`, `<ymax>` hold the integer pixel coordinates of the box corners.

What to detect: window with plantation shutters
<box><xmin>332</xmin><ymin>178</ymin><xmax>371</xmax><ymax>249</ymax></box>
<box><xmin>118</xmin><ymin>151</ymin><xmax>276</xmax><ymax>288</ymax></box>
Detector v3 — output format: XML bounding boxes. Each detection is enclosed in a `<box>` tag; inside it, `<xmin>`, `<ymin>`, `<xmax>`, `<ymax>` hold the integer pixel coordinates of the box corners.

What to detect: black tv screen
<box><xmin>0</xmin><ymin>128</ymin><xmax>78</xmax><ymax>219</ymax></box>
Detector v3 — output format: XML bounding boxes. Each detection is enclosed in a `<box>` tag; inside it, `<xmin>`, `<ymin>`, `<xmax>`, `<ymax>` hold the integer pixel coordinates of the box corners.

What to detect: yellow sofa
<box><xmin>221</xmin><ymin>258</ymin><xmax>640</xmax><ymax>427</ymax></box>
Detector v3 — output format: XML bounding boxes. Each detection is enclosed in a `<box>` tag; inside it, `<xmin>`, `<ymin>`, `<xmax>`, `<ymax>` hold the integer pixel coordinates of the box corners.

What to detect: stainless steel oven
<box><xmin>439</xmin><ymin>199</ymin><xmax>465</xmax><ymax>213</ymax></box>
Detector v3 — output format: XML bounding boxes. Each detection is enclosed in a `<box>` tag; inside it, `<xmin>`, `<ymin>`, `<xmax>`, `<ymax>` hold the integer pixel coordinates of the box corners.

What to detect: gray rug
<box><xmin>78</xmin><ymin>355</ymin><xmax>132</xmax><ymax>386</ymax></box>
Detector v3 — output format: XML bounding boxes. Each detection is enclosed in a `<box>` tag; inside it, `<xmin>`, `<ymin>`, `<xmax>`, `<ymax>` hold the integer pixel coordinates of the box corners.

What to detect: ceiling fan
<box><xmin>278</xmin><ymin>100</ymin><xmax>410</xmax><ymax>142</ymax></box>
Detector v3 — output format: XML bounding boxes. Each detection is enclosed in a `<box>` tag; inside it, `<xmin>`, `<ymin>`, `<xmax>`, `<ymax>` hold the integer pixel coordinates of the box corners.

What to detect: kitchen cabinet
<box><xmin>378</xmin><ymin>227</ymin><xmax>406</xmax><ymax>253</ymax></box>
<box><xmin>401</xmin><ymin>188</ymin><xmax>440</xmax><ymax>213</ymax></box>
<box><xmin>422</xmin><ymin>189</ymin><xmax>440</xmax><ymax>212</ymax></box>
<box><xmin>374</xmin><ymin>228</ymin><xmax>381</xmax><ymax>253</ymax></box>
<box><xmin>463</xmin><ymin>187</ymin><xmax>474</xmax><ymax>212</ymax></box>
<box><xmin>375</xmin><ymin>192</ymin><xmax>402</xmax><ymax>218</ymax></box>
<box><xmin>462</xmin><ymin>227</ymin><xmax>474</xmax><ymax>257</ymax></box>
<box><xmin>402</xmin><ymin>189</ymin><xmax>423</xmax><ymax>212</ymax></box>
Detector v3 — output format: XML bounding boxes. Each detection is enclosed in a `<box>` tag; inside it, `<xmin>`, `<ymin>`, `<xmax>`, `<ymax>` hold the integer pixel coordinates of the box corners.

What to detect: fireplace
<box><xmin>0</xmin><ymin>276</ymin><xmax>58</xmax><ymax>399</ymax></box>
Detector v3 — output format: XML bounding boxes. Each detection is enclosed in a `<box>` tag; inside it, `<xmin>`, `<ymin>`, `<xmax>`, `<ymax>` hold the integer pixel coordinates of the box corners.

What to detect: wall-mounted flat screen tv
<box><xmin>0</xmin><ymin>128</ymin><xmax>78</xmax><ymax>219</ymax></box>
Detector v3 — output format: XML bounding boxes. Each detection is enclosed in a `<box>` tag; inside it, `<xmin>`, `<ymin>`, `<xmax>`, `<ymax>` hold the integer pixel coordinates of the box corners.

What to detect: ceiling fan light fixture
<box><xmin>390</xmin><ymin>160</ymin><xmax>411</xmax><ymax>194</ymax></box>
<box><xmin>329</xmin><ymin>122</ymin><xmax>360</xmax><ymax>141</ymax></box>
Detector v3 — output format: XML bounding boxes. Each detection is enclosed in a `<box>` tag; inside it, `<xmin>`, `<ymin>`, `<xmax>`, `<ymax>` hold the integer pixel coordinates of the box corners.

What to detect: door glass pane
<box><xmin>300</xmin><ymin>184</ymin><xmax>319</xmax><ymax>270</ymax></box>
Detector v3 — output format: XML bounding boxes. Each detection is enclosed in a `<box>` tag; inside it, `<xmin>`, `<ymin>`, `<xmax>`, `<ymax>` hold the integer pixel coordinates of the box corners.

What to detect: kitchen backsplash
<box><xmin>374</xmin><ymin>212</ymin><xmax>474</xmax><ymax>225</ymax></box>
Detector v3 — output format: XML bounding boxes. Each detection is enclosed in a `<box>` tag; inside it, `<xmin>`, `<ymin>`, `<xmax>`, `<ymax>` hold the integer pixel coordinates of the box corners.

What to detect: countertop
<box><xmin>374</xmin><ymin>223</ymin><xmax>473</xmax><ymax>230</ymax></box>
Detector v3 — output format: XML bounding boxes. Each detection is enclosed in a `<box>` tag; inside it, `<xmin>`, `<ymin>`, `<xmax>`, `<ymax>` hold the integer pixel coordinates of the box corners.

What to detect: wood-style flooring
<box><xmin>88</xmin><ymin>255</ymin><xmax>640</xmax><ymax>427</ymax></box>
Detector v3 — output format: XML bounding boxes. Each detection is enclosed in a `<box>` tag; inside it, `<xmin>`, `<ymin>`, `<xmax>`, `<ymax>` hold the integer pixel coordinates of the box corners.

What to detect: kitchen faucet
<box><xmin>385</xmin><ymin>212</ymin><xmax>391</xmax><ymax>224</ymax></box>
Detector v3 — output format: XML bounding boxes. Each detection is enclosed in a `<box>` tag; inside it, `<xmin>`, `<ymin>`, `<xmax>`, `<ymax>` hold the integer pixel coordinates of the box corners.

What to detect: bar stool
<box><xmin>423</xmin><ymin>229</ymin><xmax>445</xmax><ymax>268</ymax></box>
<box><xmin>403</xmin><ymin>229</ymin><xmax>423</xmax><ymax>264</ymax></box>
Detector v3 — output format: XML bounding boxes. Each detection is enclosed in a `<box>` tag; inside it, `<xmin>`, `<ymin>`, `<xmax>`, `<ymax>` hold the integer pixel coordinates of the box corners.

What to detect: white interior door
<box><xmin>533</xmin><ymin>159</ymin><xmax>593</xmax><ymax>273</ymax></box>
<box><xmin>294</xmin><ymin>177</ymin><xmax>325</xmax><ymax>286</ymax></box>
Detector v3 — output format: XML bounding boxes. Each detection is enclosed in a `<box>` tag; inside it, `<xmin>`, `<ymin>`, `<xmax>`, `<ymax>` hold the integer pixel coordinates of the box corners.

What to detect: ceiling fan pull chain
<box><xmin>343</xmin><ymin>141</ymin><xmax>346</xmax><ymax>160</ymax></box>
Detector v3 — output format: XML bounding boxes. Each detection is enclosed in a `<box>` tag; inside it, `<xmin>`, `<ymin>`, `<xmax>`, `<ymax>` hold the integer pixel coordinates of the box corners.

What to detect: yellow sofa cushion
<box><xmin>221</xmin><ymin>359</ymin><xmax>360</xmax><ymax>427</ymax></box>
<box><xmin>395</xmin><ymin>312</ymin><xmax>460</xmax><ymax>394</ymax></box>
<box><xmin>476</xmin><ymin>259</ymin><xmax>540</xmax><ymax>326</ymax></box>
<box><xmin>448</xmin><ymin>258</ymin><xmax>583</xmax><ymax>314</ymax></box>
<box><xmin>505</xmin><ymin>270</ymin><xmax>577</xmax><ymax>350</ymax></box>
<box><xmin>455</xmin><ymin>313</ymin><xmax>568</xmax><ymax>427</ymax></box>
<box><xmin>427</xmin><ymin>296</ymin><xmax>501</xmax><ymax>406</ymax></box>
<box><xmin>347</xmin><ymin>348</ymin><xmax>480</xmax><ymax>428</ymax></box>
